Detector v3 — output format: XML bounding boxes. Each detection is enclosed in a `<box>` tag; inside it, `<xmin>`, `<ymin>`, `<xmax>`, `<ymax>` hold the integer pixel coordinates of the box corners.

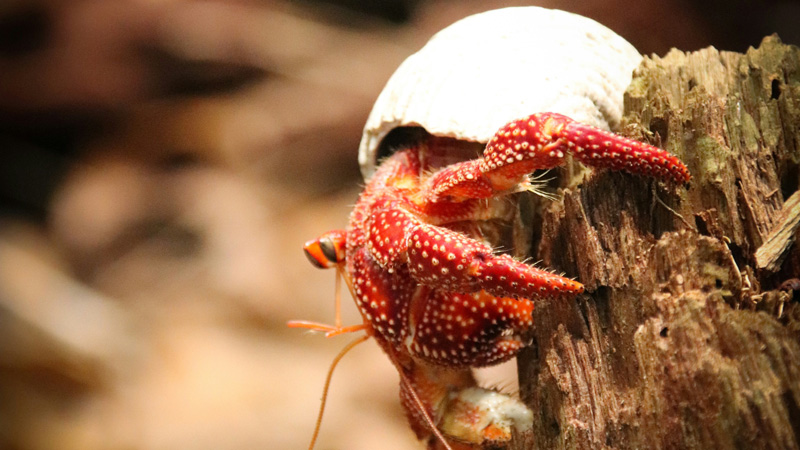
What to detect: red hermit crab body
<box><xmin>290</xmin><ymin>6</ymin><xmax>692</xmax><ymax>450</ymax></box>
<box><xmin>350</xmin><ymin>112</ymin><xmax>688</xmax><ymax>366</ymax></box>
<box><xmin>347</xmin><ymin>111</ymin><xmax>689</xmax><ymax>367</ymax></box>
<box><xmin>295</xmin><ymin>112</ymin><xmax>689</xmax><ymax>449</ymax></box>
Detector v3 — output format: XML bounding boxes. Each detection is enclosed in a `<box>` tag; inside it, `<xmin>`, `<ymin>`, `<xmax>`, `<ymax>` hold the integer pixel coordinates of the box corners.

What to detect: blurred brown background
<box><xmin>0</xmin><ymin>1</ymin><xmax>797</xmax><ymax>449</ymax></box>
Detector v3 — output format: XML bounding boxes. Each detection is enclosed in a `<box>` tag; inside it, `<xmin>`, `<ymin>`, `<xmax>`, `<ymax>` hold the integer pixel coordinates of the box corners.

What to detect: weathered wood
<box><xmin>516</xmin><ymin>36</ymin><xmax>800</xmax><ymax>450</ymax></box>
<box><xmin>756</xmin><ymin>190</ymin><xmax>800</xmax><ymax>272</ymax></box>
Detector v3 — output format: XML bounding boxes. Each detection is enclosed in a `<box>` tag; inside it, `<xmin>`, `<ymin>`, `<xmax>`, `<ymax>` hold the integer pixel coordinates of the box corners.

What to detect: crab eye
<box><xmin>303</xmin><ymin>232</ymin><xmax>346</xmax><ymax>269</ymax></box>
<box><xmin>304</xmin><ymin>239</ymin><xmax>335</xmax><ymax>269</ymax></box>
<box><xmin>318</xmin><ymin>238</ymin><xmax>340</xmax><ymax>265</ymax></box>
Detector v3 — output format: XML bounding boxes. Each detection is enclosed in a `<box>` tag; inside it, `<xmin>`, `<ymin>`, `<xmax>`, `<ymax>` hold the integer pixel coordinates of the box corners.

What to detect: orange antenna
<box><xmin>291</xmin><ymin>253</ymin><xmax>372</xmax><ymax>449</ymax></box>
<box><xmin>399</xmin><ymin>372</ymin><xmax>454</xmax><ymax>450</ymax></box>
<box><xmin>288</xmin><ymin>266</ymin><xmax>368</xmax><ymax>337</ymax></box>
<box><xmin>385</xmin><ymin>348</ymin><xmax>454</xmax><ymax>450</ymax></box>
<box><xmin>306</xmin><ymin>334</ymin><xmax>369</xmax><ymax>450</ymax></box>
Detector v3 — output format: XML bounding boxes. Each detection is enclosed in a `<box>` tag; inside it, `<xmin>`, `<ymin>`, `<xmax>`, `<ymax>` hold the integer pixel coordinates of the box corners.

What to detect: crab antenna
<box><xmin>307</xmin><ymin>334</ymin><xmax>369</xmax><ymax>450</ymax></box>
<box><xmin>398</xmin><ymin>371</ymin><xmax>454</xmax><ymax>450</ymax></box>
<box><xmin>337</xmin><ymin>263</ymin><xmax>357</xmax><ymax>302</ymax></box>
<box><xmin>386</xmin><ymin>348</ymin><xmax>454</xmax><ymax>450</ymax></box>
<box><xmin>334</xmin><ymin>266</ymin><xmax>343</xmax><ymax>329</ymax></box>
<box><xmin>288</xmin><ymin>262</ymin><xmax>369</xmax><ymax>336</ymax></box>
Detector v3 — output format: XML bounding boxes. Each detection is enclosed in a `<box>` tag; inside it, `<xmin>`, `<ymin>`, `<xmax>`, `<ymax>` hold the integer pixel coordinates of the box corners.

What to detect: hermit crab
<box><xmin>290</xmin><ymin>7</ymin><xmax>689</xmax><ymax>450</ymax></box>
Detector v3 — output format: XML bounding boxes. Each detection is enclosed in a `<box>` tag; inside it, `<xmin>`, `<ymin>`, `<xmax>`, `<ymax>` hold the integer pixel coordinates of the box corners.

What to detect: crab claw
<box><xmin>423</xmin><ymin>112</ymin><xmax>690</xmax><ymax>204</ymax></box>
<box><xmin>480</xmin><ymin>112</ymin><xmax>691</xmax><ymax>190</ymax></box>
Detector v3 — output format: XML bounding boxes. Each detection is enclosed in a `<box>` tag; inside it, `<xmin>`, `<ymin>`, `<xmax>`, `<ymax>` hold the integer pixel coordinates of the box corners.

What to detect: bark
<box><xmin>515</xmin><ymin>36</ymin><xmax>800</xmax><ymax>450</ymax></box>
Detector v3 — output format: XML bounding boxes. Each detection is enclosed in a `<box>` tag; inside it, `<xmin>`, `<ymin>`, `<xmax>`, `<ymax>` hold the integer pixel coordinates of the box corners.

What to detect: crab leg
<box><xmin>365</xmin><ymin>205</ymin><xmax>583</xmax><ymax>300</ymax></box>
<box><xmin>399</xmin><ymin>362</ymin><xmax>532</xmax><ymax>448</ymax></box>
<box><xmin>404</xmin><ymin>222</ymin><xmax>583</xmax><ymax>299</ymax></box>
<box><xmin>421</xmin><ymin>112</ymin><xmax>690</xmax><ymax>204</ymax></box>
<box><xmin>408</xmin><ymin>288</ymin><xmax>535</xmax><ymax>367</ymax></box>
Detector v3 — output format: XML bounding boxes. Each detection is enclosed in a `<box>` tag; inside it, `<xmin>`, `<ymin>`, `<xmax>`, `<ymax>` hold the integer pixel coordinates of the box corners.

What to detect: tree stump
<box><xmin>516</xmin><ymin>36</ymin><xmax>800</xmax><ymax>450</ymax></box>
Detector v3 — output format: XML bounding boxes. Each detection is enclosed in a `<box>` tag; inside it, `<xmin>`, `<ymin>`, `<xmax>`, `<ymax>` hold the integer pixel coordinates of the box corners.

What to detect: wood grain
<box><xmin>516</xmin><ymin>36</ymin><xmax>800</xmax><ymax>450</ymax></box>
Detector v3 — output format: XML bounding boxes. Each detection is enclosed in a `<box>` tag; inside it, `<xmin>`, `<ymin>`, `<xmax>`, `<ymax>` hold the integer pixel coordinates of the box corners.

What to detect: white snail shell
<box><xmin>359</xmin><ymin>6</ymin><xmax>642</xmax><ymax>179</ymax></box>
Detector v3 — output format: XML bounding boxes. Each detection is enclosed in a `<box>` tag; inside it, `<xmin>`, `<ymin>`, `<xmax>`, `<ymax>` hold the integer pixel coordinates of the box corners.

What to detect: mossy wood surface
<box><xmin>515</xmin><ymin>36</ymin><xmax>800</xmax><ymax>450</ymax></box>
